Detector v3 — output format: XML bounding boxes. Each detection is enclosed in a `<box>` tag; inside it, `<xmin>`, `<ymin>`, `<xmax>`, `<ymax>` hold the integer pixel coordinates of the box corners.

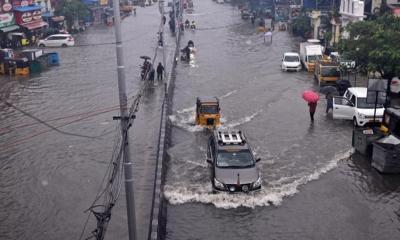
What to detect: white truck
<box><xmin>299</xmin><ymin>39</ymin><xmax>323</xmax><ymax>72</ymax></box>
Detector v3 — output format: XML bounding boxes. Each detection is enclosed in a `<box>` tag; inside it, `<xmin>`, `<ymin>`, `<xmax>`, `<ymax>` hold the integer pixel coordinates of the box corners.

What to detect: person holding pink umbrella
<box><xmin>302</xmin><ymin>90</ymin><xmax>320</xmax><ymax>122</ymax></box>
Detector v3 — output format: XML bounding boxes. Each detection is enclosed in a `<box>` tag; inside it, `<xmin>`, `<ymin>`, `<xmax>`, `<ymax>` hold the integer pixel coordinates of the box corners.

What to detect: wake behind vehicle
<box><xmin>38</xmin><ymin>34</ymin><xmax>75</xmax><ymax>47</ymax></box>
<box><xmin>195</xmin><ymin>96</ymin><xmax>221</xmax><ymax>128</ymax></box>
<box><xmin>333</xmin><ymin>87</ymin><xmax>385</xmax><ymax>126</ymax></box>
<box><xmin>206</xmin><ymin>130</ymin><xmax>261</xmax><ymax>193</ymax></box>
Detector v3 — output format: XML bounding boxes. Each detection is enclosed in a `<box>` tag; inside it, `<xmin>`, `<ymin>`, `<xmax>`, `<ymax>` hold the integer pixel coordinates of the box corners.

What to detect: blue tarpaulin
<box><xmin>81</xmin><ymin>0</ymin><xmax>98</xmax><ymax>5</ymax></box>
<box><xmin>14</xmin><ymin>5</ymin><xmax>42</xmax><ymax>12</ymax></box>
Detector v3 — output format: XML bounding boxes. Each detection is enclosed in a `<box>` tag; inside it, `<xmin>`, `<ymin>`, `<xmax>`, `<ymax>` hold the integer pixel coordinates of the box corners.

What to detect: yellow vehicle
<box><xmin>195</xmin><ymin>96</ymin><xmax>221</xmax><ymax>128</ymax></box>
<box><xmin>314</xmin><ymin>60</ymin><xmax>340</xmax><ymax>86</ymax></box>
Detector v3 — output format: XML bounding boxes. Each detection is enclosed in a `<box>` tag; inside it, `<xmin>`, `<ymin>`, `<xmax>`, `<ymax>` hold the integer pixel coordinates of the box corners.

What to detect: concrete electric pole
<box><xmin>111</xmin><ymin>0</ymin><xmax>137</xmax><ymax>239</ymax></box>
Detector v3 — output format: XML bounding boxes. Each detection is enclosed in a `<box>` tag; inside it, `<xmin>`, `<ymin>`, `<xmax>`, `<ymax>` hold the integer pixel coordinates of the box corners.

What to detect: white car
<box><xmin>281</xmin><ymin>52</ymin><xmax>301</xmax><ymax>72</ymax></box>
<box><xmin>38</xmin><ymin>34</ymin><xmax>75</xmax><ymax>47</ymax></box>
<box><xmin>333</xmin><ymin>87</ymin><xmax>385</xmax><ymax>127</ymax></box>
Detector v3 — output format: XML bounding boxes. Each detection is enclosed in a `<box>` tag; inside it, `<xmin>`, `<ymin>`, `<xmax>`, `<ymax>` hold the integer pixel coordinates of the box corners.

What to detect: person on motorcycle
<box><xmin>190</xmin><ymin>20</ymin><xmax>196</xmax><ymax>29</ymax></box>
<box><xmin>185</xmin><ymin>19</ymin><xmax>190</xmax><ymax>28</ymax></box>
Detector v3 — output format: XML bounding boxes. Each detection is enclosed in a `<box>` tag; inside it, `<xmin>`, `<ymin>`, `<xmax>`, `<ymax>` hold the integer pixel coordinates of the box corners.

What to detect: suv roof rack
<box><xmin>217</xmin><ymin>130</ymin><xmax>246</xmax><ymax>145</ymax></box>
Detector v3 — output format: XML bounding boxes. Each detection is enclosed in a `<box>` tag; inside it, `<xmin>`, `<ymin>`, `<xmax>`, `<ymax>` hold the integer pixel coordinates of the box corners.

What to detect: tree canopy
<box><xmin>291</xmin><ymin>13</ymin><xmax>312</xmax><ymax>39</ymax></box>
<box><xmin>56</xmin><ymin>0</ymin><xmax>89</xmax><ymax>31</ymax></box>
<box><xmin>339</xmin><ymin>15</ymin><xmax>400</xmax><ymax>80</ymax></box>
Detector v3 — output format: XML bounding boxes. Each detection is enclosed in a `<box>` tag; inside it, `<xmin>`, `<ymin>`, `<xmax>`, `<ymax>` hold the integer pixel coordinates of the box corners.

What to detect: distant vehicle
<box><xmin>281</xmin><ymin>52</ymin><xmax>301</xmax><ymax>72</ymax></box>
<box><xmin>38</xmin><ymin>34</ymin><xmax>75</xmax><ymax>47</ymax></box>
<box><xmin>314</xmin><ymin>60</ymin><xmax>340</xmax><ymax>86</ymax></box>
<box><xmin>299</xmin><ymin>39</ymin><xmax>323</xmax><ymax>72</ymax></box>
<box><xmin>333</xmin><ymin>87</ymin><xmax>385</xmax><ymax>127</ymax></box>
<box><xmin>206</xmin><ymin>130</ymin><xmax>261</xmax><ymax>193</ymax></box>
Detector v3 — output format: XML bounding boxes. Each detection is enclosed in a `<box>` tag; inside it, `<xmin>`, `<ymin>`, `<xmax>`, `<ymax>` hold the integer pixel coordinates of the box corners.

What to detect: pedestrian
<box><xmin>157</xmin><ymin>62</ymin><xmax>164</xmax><ymax>80</ymax></box>
<box><xmin>250</xmin><ymin>14</ymin><xmax>255</xmax><ymax>25</ymax></box>
<box><xmin>326</xmin><ymin>93</ymin><xmax>334</xmax><ymax>113</ymax></box>
<box><xmin>148</xmin><ymin>67</ymin><xmax>155</xmax><ymax>82</ymax></box>
<box><xmin>158</xmin><ymin>31</ymin><xmax>163</xmax><ymax>47</ymax></box>
<box><xmin>162</xmin><ymin>15</ymin><xmax>166</xmax><ymax>25</ymax></box>
<box><xmin>308</xmin><ymin>101</ymin><xmax>317</xmax><ymax>122</ymax></box>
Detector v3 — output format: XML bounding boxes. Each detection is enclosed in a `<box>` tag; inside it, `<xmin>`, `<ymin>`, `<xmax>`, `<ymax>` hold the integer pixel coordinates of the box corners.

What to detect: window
<box><xmin>200</xmin><ymin>105</ymin><xmax>219</xmax><ymax>114</ymax></box>
<box><xmin>216</xmin><ymin>150</ymin><xmax>254</xmax><ymax>168</ymax></box>
<box><xmin>284</xmin><ymin>55</ymin><xmax>300</xmax><ymax>62</ymax></box>
<box><xmin>350</xmin><ymin>95</ymin><xmax>356</xmax><ymax>106</ymax></box>
<box><xmin>321</xmin><ymin>67</ymin><xmax>340</xmax><ymax>77</ymax></box>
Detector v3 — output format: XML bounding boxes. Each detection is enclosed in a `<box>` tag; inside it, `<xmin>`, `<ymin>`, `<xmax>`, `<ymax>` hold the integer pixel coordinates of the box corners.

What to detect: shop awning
<box><xmin>14</xmin><ymin>5</ymin><xmax>42</xmax><ymax>12</ymax></box>
<box><xmin>0</xmin><ymin>25</ymin><xmax>20</xmax><ymax>32</ymax></box>
<box><xmin>20</xmin><ymin>21</ymin><xmax>48</xmax><ymax>30</ymax></box>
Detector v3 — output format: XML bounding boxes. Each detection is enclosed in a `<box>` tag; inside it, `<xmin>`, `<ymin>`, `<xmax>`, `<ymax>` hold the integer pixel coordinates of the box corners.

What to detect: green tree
<box><xmin>339</xmin><ymin>15</ymin><xmax>400</xmax><ymax>80</ymax></box>
<box><xmin>56</xmin><ymin>0</ymin><xmax>89</xmax><ymax>31</ymax></box>
<box><xmin>291</xmin><ymin>13</ymin><xmax>311</xmax><ymax>39</ymax></box>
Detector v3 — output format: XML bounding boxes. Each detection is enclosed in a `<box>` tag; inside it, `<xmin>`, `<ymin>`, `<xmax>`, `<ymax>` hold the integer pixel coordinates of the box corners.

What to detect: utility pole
<box><xmin>111</xmin><ymin>0</ymin><xmax>137</xmax><ymax>239</ymax></box>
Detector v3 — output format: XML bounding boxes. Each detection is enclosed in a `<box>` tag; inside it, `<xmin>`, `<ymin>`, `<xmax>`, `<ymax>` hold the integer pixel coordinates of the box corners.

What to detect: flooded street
<box><xmin>0</xmin><ymin>6</ymin><xmax>172</xmax><ymax>240</ymax></box>
<box><xmin>0</xmin><ymin>1</ymin><xmax>399</xmax><ymax>240</ymax></box>
<box><xmin>165</xmin><ymin>1</ymin><xmax>400</xmax><ymax>239</ymax></box>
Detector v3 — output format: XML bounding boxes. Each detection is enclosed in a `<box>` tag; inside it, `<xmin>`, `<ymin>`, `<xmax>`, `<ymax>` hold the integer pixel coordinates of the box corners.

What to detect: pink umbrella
<box><xmin>302</xmin><ymin>90</ymin><xmax>320</xmax><ymax>103</ymax></box>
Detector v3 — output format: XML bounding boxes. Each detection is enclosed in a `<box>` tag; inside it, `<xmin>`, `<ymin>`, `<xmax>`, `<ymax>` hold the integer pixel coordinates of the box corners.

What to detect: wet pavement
<box><xmin>0</xmin><ymin>5</ymin><xmax>173</xmax><ymax>240</ymax></box>
<box><xmin>165</xmin><ymin>1</ymin><xmax>400</xmax><ymax>240</ymax></box>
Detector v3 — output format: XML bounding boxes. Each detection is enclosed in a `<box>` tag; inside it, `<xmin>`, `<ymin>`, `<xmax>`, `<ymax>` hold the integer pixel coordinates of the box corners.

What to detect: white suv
<box><xmin>38</xmin><ymin>34</ymin><xmax>75</xmax><ymax>47</ymax></box>
<box><xmin>333</xmin><ymin>87</ymin><xmax>385</xmax><ymax>126</ymax></box>
<box><xmin>281</xmin><ymin>52</ymin><xmax>301</xmax><ymax>72</ymax></box>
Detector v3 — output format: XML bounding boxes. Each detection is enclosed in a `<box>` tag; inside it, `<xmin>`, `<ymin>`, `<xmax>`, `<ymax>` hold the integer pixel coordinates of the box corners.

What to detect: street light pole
<box><xmin>111</xmin><ymin>0</ymin><xmax>137</xmax><ymax>239</ymax></box>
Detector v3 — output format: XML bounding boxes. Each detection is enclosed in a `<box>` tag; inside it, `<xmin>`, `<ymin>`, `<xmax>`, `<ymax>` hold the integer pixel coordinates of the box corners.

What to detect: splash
<box><xmin>219</xmin><ymin>110</ymin><xmax>262</xmax><ymax>129</ymax></box>
<box><xmin>164</xmin><ymin>148</ymin><xmax>354</xmax><ymax>209</ymax></box>
<box><xmin>220</xmin><ymin>89</ymin><xmax>238</xmax><ymax>99</ymax></box>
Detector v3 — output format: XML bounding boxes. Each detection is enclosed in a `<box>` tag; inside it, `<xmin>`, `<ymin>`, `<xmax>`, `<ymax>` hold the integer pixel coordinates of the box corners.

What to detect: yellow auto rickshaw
<box><xmin>195</xmin><ymin>96</ymin><xmax>221</xmax><ymax>128</ymax></box>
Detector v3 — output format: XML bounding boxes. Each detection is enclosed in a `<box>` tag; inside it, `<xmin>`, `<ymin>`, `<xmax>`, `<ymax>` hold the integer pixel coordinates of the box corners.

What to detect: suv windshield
<box><xmin>284</xmin><ymin>55</ymin><xmax>299</xmax><ymax>62</ymax></box>
<box><xmin>216</xmin><ymin>149</ymin><xmax>254</xmax><ymax>168</ymax></box>
<box><xmin>200</xmin><ymin>104</ymin><xmax>218</xmax><ymax>114</ymax></box>
<box><xmin>357</xmin><ymin>97</ymin><xmax>383</xmax><ymax>109</ymax></box>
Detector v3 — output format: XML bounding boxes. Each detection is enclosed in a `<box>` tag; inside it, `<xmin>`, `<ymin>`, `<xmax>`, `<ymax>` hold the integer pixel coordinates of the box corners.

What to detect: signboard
<box><xmin>15</xmin><ymin>9</ymin><xmax>42</xmax><ymax>25</ymax></box>
<box><xmin>0</xmin><ymin>12</ymin><xmax>14</xmax><ymax>28</ymax></box>
<box><xmin>367</xmin><ymin>79</ymin><xmax>388</xmax><ymax>92</ymax></box>
<box><xmin>367</xmin><ymin>79</ymin><xmax>388</xmax><ymax>105</ymax></box>
<box><xmin>99</xmin><ymin>0</ymin><xmax>108</xmax><ymax>5</ymax></box>
<box><xmin>12</xmin><ymin>0</ymin><xmax>33</xmax><ymax>7</ymax></box>
<box><xmin>0</xmin><ymin>0</ymin><xmax>12</xmax><ymax>14</ymax></box>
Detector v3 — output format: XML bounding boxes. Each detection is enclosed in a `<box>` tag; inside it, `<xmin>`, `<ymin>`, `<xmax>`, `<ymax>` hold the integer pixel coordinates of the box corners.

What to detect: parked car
<box><xmin>38</xmin><ymin>34</ymin><xmax>75</xmax><ymax>47</ymax></box>
<box><xmin>333</xmin><ymin>87</ymin><xmax>385</xmax><ymax>126</ymax></box>
<box><xmin>281</xmin><ymin>52</ymin><xmax>301</xmax><ymax>72</ymax></box>
<box><xmin>206</xmin><ymin>130</ymin><xmax>261</xmax><ymax>193</ymax></box>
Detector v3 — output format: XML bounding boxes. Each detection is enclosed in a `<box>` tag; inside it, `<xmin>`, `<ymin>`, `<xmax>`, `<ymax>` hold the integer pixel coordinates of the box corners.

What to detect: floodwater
<box><xmin>0</xmin><ymin>5</ymin><xmax>172</xmax><ymax>240</ymax></box>
<box><xmin>165</xmin><ymin>1</ymin><xmax>400</xmax><ymax>240</ymax></box>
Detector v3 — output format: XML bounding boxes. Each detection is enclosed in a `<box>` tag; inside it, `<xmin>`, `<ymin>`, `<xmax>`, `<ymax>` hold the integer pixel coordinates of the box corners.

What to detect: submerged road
<box><xmin>0</xmin><ymin>5</ymin><xmax>174</xmax><ymax>240</ymax></box>
<box><xmin>165</xmin><ymin>1</ymin><xmax>400</xmax><ymax>239</ymax></box>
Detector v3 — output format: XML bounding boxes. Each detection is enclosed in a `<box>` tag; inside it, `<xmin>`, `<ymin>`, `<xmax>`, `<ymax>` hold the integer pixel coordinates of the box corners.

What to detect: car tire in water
<box><xmin>61</xmin><ymin>44</ymin><xmax>68</xmax><ymax>47</ymax></box>
<box><xmin>39</xmin><ymin>44</ymin><xmax>45</xmax><ymax>47</ymax></box>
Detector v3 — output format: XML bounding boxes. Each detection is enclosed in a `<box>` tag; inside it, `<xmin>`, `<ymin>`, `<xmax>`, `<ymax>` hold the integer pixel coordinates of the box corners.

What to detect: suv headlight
<box><xmin>358</xmin><ymin>113</ymin><xmax>365</xmax><ymax>119</ymax></box>
<box><xmin>214</xmin><ymin>178</ymin><xmax>225</xmax><ymax>189</ymax></box>
<box><xmin>252</xmin><ymin>177</ymin><xmax>262</xmax><ymax>188</ymax></box>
